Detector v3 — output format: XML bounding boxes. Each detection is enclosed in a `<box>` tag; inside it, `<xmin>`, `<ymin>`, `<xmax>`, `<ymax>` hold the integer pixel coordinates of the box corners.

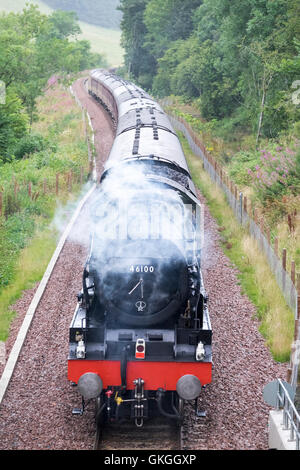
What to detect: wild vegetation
<box><xmin>119</xmin><ymin>0</ymin><xmax>300</xmax><ymax>271</ymax></box>
<box><xmin>0</xmin><ymin>5</ymin><xmax>101</xmax><ymax>339</ymax></box>
<box><xmin>0</xmin><ymin>0</ymin><xmax>124</xmax><ymax>67</ymax></box>
<box><xmin>119</xmin><ymin>0</ymin><xmax>300</xmax><ymax>135</ymax></box>
<box><xmin>180</xmin><ymin>132</ymin><xmax>295</xmax><ymax>362</ymax></box>
<box><xmin>0</xmin><ymin>80</ymin><xmax>92</xmax><ymax>341</ymax></box>
<box><xmin>118</xmin><ymin>0</ymin><xmax>300</xmax><ymax>361</ymax></box>
<box><xmin>0</xmin><ymin>4</ymin><xmax>105</xmax><ymax>154</ymax></box>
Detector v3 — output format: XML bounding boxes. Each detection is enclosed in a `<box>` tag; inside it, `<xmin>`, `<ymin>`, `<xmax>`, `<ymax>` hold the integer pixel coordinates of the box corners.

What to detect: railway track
<box><xmin>0</xmin><ymin>75</ymin><xmax>289</xmax><ymax>451</ymax></box>
<box><xmin>94</xmin><ymin>418</ymin><xmax>182</xmax><ymax>451</ymax></box>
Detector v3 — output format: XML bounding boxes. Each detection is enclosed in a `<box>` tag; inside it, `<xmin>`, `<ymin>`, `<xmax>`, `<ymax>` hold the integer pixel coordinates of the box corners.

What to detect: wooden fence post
<box><xmin>291</xmin><ymin>261</ymin><xmax>295</xmax><ymax>285</ymax></box>
<box><xmin>0</xmin><ymin>192</ymin><xmax>2</xmax><ymax>217</ymax></box>
<box><xmin>282</xmin><ymin>248</ymin><xmax>287</xmax><ymax>272</ymax></box>
<box><xmin>56</xmin><ymin>173</ymin><xmax>59</xmax><ymax>196</ymax></box>
<box><xmin>28</xmin><ymin>182</ymin><xmax>32</xmax><ymax>199</ymax></box>
<box><xmin>243</xmin><ymin>195</ymin><xmax>247</xmax><ymax>213</ymax></box>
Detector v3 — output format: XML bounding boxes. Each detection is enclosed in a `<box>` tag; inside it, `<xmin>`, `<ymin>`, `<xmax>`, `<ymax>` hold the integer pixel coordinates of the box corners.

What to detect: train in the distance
<box><xmin>67</xmin><ymin>69</ymin><xmax>212</xmax><ymax>427</ymax></box>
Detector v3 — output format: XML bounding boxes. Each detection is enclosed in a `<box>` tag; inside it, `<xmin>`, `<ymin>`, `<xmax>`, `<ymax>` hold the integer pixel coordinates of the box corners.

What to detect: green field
<box><xmin>77</xmin><ymin>21</ymin><xmax>123</xmax><ymax>68</ymax></box>
<box><xmin>0</xmin><ymin>0</ymin><xmax>52</xmax><ymax>14</ymax></box>
<box><xmin>42</xmin><ymin>0</ymin><xmax>122</xmax><ymax>30</ymax></box>
<box><xmin>0</xmin><ymin>0</ymin><xmax>124</xmax><ymax>67</ymax></box>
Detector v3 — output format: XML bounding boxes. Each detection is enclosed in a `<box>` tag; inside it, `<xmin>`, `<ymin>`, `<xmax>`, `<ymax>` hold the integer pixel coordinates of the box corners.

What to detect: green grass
<box><xmin>77</xmin><ymin>21</ymin><xmax>123</xmax><ymax>67</ymax></box>
<box><xmin>0</xmin><ymin>0</ymin><xmax>124</xmax><ymax>67</ymax></box>
<box><xmin>0</xmin><ymin>226</ymin><xmax>58</xmax><ymax>341</ymax></box>
<box><xmin>179</xmin><ymin>132</ymin><xmax>295</xmax><ymax>362</ymax></box>
<box><xmin>0</xmin><ymin>83</ymin><xmax>90</xmax><ymax>341</ymax></box>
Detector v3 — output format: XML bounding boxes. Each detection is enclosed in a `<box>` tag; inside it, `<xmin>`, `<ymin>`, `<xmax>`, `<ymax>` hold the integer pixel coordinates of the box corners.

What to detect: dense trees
<box><xmin>143</xmin><ymin>0</ymin><xmax>203</xmax><ymax>58</ymax></box>
<box><xmin>0</xmin><ymin>5</ymin><xmax>105</xmax><ymax>163</ymax></box>
<box><xmin>119</xmin><ymin>0</ymin><xmax>300</xmax><ymax>140</ymax></box>
<box><xmin>118</xmin><ymin>0</ymin><xmax>156</xmax><ymax>89</ymax></box>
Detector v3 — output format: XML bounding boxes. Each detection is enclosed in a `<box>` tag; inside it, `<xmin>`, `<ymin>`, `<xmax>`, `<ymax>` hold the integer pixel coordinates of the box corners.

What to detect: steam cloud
<box><xmin>51</xmin><ymin>160</ymin><xmax>205</xmax><ymax>324</ymax></box>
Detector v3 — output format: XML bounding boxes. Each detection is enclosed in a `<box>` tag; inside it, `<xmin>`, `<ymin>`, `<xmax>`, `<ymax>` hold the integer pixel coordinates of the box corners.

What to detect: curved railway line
<box><xmin>0</xmin><ymin>74</ymin><xmax>289</xmax><ymax>451</ymax></box>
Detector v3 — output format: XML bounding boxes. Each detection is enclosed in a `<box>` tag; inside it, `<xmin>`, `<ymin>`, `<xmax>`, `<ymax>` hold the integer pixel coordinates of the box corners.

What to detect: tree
<box><xmin>144</xmin><ymin>0</ymin><xmax>203</xmax><ymax>58</ymax></box>
<box><xmin>0</xmin><ymin>5</ymin><xmax>105</xmax><ymax>157</ymax></box>
<box><xmin>40</xmin><ymin>10</ymin><xmax>81</xmax><ymax>40</ymax></box>
<box><xmin>0</xmin><ymin>90</ymin><xmax>29</xmax><ymax>162</ymax></box>
<box><xmin>145</xmin><ymin>0</ymin><xmax>300</xmax><ymax>137</ymax></box>
<box><xmin>118</xmin><ymin>0</ymin><xmax>156</xmax><ymax>89</ymax></box>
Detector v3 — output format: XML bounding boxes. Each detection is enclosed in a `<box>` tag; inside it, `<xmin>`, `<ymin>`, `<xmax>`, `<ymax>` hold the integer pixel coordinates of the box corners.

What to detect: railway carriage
<box><xmin>68</xmin><ymin>70</ymin><xmax>212</xmax><ymax>426</ymax></box>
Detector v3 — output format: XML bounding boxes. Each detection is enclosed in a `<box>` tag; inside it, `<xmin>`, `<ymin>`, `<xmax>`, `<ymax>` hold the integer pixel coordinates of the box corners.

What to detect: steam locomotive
<box><xmin>68</xmin><ymin>70</ymin><xmax>212</xmax><ymax>426</ymax></box>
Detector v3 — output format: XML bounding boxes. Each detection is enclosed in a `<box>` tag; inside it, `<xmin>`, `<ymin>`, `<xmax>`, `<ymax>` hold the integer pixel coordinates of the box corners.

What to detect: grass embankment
<box><xmin>0</xmin><ymin>227</ymin><xmax>57</xmax><ymax>338</ymax></box>
<box><xmin>168</xmin><ymin>99</ymin><xmax>300</xmax><ymax>276</ymax></box>
<box><xmin>180</xmin><ymin>133</ymin><xmax>295</xmax><ymax>362</ymax></box>
<box><xmin>0</xmin><ymin>82</ymin><xmax>90</xmax><ymax>341</ymax></box>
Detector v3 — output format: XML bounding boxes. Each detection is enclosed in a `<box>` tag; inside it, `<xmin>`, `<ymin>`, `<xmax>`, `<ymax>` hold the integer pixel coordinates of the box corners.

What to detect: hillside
<box><xmin>0</xmin><ymin>0</ymin><xmax>123</xmax><ymax>67</ymax></box>
<box><xmin>0</xmin><ymin>0</ymin><xmax>51</xmax><ymax>13</ymax></box>
<box><xmin>42</xmin><ymin>0</ymin><xmax>122</xmax><ymax>30</ymax></box>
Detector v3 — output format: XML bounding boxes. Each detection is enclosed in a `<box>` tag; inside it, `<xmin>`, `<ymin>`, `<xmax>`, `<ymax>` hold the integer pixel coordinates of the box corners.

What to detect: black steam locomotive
<box><xmin>68</xmin><ymin>70</ymin><xmax>212</xmax><ymax>427</ymax></box>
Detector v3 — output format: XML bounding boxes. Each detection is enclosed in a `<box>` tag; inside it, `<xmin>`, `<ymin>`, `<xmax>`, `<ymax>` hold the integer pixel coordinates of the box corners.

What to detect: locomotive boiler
<box><xmin>68</xmin><ymin>70</ymin><xmax>212</xmax><ymax>427</ymax></box>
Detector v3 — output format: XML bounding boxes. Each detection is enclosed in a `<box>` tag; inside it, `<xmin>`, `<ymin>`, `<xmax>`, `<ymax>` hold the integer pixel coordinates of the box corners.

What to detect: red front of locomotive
<box><xmin>68</xmin><ymin>357</ymin><xmax>212</xmax><ymax>392</ymax></box>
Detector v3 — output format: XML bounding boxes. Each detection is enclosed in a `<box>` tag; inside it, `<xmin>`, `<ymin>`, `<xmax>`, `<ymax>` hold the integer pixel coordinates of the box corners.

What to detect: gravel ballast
<box><xmin>0</xmin><ymin>78</ymin><xmax>287</xmax><ymax>450</ymax></box>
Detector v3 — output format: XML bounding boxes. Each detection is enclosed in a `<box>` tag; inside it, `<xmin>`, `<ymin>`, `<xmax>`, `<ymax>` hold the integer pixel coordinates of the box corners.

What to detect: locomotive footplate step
<box><xmin>72</xmin><ymin>408</ymin><xmax>84</xmax><ymax>416</ymax></box>
<box><xmin>72</xmin><ymin>397</ymin><xmax>85</xmax><ymax>415</ymax></box>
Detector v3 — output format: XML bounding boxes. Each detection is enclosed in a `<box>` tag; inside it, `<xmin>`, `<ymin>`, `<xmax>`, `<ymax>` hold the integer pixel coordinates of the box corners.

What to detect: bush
<box><xmin>247</xmin><ymin>145</ymin><xmax>300</xmax><ymax>203</ymax></box>
<box><xmin>228</xmin><ymin>150</ymin><xmax>261</xmax><ymax>186</ymax></box>
<box><xmin>13</xmin><ymin>133</ymin><xmax>46</xmax><ymax>159</ymax></box>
